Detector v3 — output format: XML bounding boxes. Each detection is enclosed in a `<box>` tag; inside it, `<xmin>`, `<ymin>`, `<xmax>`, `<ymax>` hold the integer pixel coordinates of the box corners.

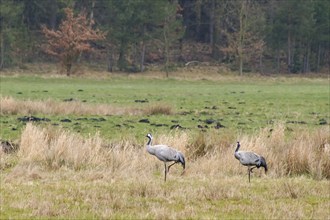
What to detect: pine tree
<box><xmin>0</xmin><ymin>0</ymin><xmax>24</xmax><ymax>69</ymax></box>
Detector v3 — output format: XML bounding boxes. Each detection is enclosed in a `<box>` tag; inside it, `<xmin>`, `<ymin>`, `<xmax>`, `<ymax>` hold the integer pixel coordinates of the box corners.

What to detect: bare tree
<box><xmin>223</xmin><ymin>0</ymin><xmax>265</xmax><ymax>75</ymax></box>
<box><xmin>162</xmin><ymin>1</ymin><xmax>184</xmax><ymax>77</ymax></box>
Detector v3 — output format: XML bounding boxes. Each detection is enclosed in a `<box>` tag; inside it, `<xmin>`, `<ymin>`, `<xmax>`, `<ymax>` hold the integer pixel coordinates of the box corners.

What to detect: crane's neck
<box><xmin>235</xmin><ymin>142</ymin><xmax>241</xmax><ymax>152</ymax></box>
<box><xmin>146</xmin><ymin>137</ymin><xmax>152</xmax><ymax>146</ymax></box>
<box><xmin>146</xmin><ymin>137</ymin><xmax>155</xmax><ymax>155</ymax></box>
<box><xmin>234</xmin><ymin>143</ymin><xmax>241</xmax><ymax>160</ymax></box>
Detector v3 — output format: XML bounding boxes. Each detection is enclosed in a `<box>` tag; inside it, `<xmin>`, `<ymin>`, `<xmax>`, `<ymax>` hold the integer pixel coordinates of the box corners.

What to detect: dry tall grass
<box><xmin>0</xmin><ymin>96</ymin><xmax>142</xmax><ymax>116</ymax></box>
<box><xmin>144</xmin><ymin>103</ymin><xmax>173</xmax><ymax>115</ymax></box>
<box><xmin>1</xmin><ymin>123</ymin><xmax>329</xmax><ymax>219</ymax></box>
<box><xmin>12</xmin><ymin>123</ymin><xmax>168</xmax><ymax>180</ymax></box>
<box><xmin>187</xmin><ymin>123</ymin><xmax>330</xmax><ymax>180</ymax></box>
<box><xmin>18</xmin><ymin>123</ymin><xmax>107</xmax><ymax>170</ymax></box>
<box><xmin>1</xmin><ymin>96</ymin><xmax>176</xmax><ymax>117</ymax></box>
<box><xmin>10</xmin><ymin>122</ymin><xmax>330</xmax><ymax>180</ymax></box>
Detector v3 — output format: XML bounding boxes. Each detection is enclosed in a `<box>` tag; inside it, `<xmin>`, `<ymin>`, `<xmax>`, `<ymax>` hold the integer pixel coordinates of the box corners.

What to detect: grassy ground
<box><xmin>0</xmin><ymin>123</ymin><xmax>329</xmax><ymax>219</ymax></box>
<box><xmin>1</xmin><ymin>73</ymin><xmax>329</xmax><ymax>141</ymax></box>
<box><xmin>1</xmin><ymin>172</ymin><xmax>329</xmax><ymax>219</ymax></box>
<box><xmin>0</xmin><ymin>70</ymin><xmax>329</xmax><ymax>219</ymax></box>
<box><xmin>1</xmin><ymin>123</ymin><xmax>329</xmax><ymax>219</ymax></box>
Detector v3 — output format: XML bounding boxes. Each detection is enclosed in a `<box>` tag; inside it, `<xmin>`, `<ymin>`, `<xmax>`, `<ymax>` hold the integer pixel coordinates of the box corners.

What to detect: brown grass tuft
<box><xmin>18</xmin><ymin>123</ymin><xmax>108</xmax><ymax>170</ymax></box>
<box><xmin>143</xmin><ymin>103</ymin><xmax>173</xmax><ymax>115</ymax></box>
<box><xmin>187</xmin><ymin>130</ymin><xmax>234</xmax><ymax>160</ymax></box>
<box><xmin>187</xmin><ymin>132</ymin><xmax>217</xmax><ymax>160</ymax></box>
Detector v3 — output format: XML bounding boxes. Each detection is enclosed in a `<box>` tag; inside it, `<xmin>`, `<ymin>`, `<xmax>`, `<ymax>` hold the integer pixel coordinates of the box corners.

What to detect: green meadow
<box><xmin>0</xmin><ymin>72</ymin><xmax>329</xmax><ymax>219</ymax></box>
<box><xmin>0</xmin><ymin>75</ymin><xmax>328</xmax><ymax>140</ymax></box>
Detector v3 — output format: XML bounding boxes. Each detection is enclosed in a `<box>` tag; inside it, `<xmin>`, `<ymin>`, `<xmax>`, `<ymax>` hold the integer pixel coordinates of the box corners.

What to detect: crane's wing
<box><xmin>153</xmin><ymin>144</ymin><xmax>181</xmax><ymax>162</ymax></box>
<box><xmin>237</xmin><ymin>151</ymin><xmax>260</xmax><ymax>166</ymax></box>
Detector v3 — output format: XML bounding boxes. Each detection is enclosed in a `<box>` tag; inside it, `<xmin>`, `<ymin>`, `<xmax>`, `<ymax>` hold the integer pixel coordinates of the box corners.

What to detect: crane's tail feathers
<box><xmin>260</xmin><ymin>156</ymin><xmax>268</xmax><ymax>173</ymax></box>
<box><xmin>178</xmin><ymin>152</ymin><xmax>185</xmax><ymax>170</ymax></box>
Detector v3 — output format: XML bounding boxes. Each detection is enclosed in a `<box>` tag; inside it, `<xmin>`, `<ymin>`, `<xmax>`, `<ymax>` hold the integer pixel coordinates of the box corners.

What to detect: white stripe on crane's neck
<box><xmin>146</xmin><ymin>136</ymin><xmax>155</xmax><ymax>155</ymax></box>
<box><xmin>234</xmin><ymin>142</ymin><xmax>241</xmax><ymax>160</ymax></box>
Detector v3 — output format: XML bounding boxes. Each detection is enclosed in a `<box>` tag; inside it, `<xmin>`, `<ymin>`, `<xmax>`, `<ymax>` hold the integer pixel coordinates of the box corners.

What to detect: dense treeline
<box><xmin>0</xmin><ymin>0</ymin><xmax>329</xmax><ymax>74</ymax></box>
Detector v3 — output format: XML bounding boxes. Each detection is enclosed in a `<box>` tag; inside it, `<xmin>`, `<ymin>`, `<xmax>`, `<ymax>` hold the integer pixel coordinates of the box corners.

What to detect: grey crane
<box><xmin>234</xmin><ymin>141</ymin><xmax>268</xmax><ymax>183</ymax></box>
<box><xmin>145</xmin><ymin>133</ymin><xmax>185</xmax><ymax>181</ymax></box>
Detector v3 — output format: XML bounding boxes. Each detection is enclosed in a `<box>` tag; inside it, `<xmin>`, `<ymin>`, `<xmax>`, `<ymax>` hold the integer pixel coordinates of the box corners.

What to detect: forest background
<box><xmin>0</xmin><ymin>0</ymin><xmax>329</xmax><ymax>75</ymax></box>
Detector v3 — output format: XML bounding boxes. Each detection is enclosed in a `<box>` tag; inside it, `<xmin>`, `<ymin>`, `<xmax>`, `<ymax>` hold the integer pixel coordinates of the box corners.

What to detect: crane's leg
<box><xmin>248</xmin><ymin>166</ymin><xmax>257</xmax><ymax>183</ymax></box>
<box><xmin>168</xmin><ymin>162</ymin><xmax>177</xmax><ymax>172</ymax></box>
<box><xmin>164</xmin><ymin>163</ymin><xmax>167</xmax><ymax>182</ymax></box>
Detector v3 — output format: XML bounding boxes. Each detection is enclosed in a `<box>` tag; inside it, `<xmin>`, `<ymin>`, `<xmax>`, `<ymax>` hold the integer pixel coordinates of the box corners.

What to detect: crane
<box><xmin>234</xmin><ymin>141</ymin><xmax>268</xmax><ymax>182</ymax></box>
<box><xmin>145</xmin><ymin>133</ymin><xmax>185</xmax><ymax>181</ymax></box>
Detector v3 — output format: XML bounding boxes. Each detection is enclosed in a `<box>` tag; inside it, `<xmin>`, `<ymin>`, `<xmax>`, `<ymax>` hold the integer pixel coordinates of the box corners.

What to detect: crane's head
<box><xmin>146</xmin><ymin>133</ymin><xmax>153</xmax><ymax>139</ymax></box>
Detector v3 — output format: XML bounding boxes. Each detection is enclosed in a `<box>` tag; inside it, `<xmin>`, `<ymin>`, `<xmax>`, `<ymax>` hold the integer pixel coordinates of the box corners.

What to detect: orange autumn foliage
<box><xmin>41</xmin><ymin>8</ymin><xmax>106</xmax><ymax>75</ymax></box>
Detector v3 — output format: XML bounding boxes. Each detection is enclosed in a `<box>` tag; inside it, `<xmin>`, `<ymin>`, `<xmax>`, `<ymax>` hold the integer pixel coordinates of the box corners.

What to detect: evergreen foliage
<box><xmin>0</xmin><ymin>0</ymin><xmax>328</xmax><ymax>74</ymax></box>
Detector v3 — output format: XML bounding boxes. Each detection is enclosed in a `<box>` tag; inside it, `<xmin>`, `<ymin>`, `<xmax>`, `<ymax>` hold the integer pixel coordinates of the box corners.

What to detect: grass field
<box><xmin>1</xmin><ymin>73</ymin><xmax>329</xmax><ymax>140</ymax></box>
<box><xmin>0</xmin><ymin>70</ymin><xmax>329</xmax><ymax>219</ymax></box>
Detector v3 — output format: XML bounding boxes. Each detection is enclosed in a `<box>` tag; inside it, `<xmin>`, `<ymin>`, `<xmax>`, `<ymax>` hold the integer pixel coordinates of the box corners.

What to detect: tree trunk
<box><xmin>0</xmin><ymin>31</ymin><xmax>4</xmax><ymax>70</ymax></box>
<box><xmin>316</xmin><ymin>44</ymin><xmax>321</xmax><ymax>72</ymax></box>
<box><xmin>49</xmin><ymin>1</ymin><xmax>58</xmax><ymax>30</ymax></box>
<box><xmin>306</xmin><ymin>43</ymin><xmax>311</xmax><ymax>73</ymax></box>
<box><xmin>66</xmin><ymin>63</ymin><xmax>72</xmax><ymax>76</ymax></box>
<box><xmin>287</xmin><ymin>31</ymin><xmax>291</xmax><ymax>73</ymax></box>
<box><xmin>163</xmin><ymin>18</ymin><xmax>169</xmax><ymax>78</ymax></box>
<box><xmin>140</xmin><ymin>43</ymin><xmax>146</xmax><ymax>72</ymax></box>
<box><xmin>139</xmin><ymin>24</ymin><xmax>146</xmax><ymax>72</ymax></box>
<box><xmin>90</xmin><ymin>0</ymin><xmax>95</xmax><ymax>23</ymax></box>
<box><xmin>239</xmin><ymin>55</ymin><xmax>243</xmax><ymax>76</ymax></box>
<box><xmin>238</xmin><ymin>0</ymin><xmax>245</xmax><ymax>76</ymax></box>
<box><xmin>77</xmin><ymin>0</ymin><xmax>95</xmax><ymax>64</ymax></box>
<box><xmin>276</xmin><ymin>48</ymin><xmax>280</xmax><ymax>74</ymax></box>
<box><xmin>259</xmin><ymin>54</ymin><xmax>263</xmax><ymax>74</ymax></box>
<box><xmin>303</xmin><ymin>42</ymin><xmax>311</xmax><ymax>73</ymax></box>
<box><xmin>107</xmin><ymin>46</ymin><xmax>113</xmax><ymax>72</ymax></box>
<box><xmin>287</xmin><ymin>30</ymin><xmax>296</xmax><ymax>73</ymax></box>
<box><xmin>209</xmin><ymin>0</ymin><xmax>215</xmax><ymax>47</ymax></box>
<box><xmin>195</xmin><ymin>0</ymin><xmax>202</xmax><ymax>40</ymax></box>
<box><xmin>210</xmin><ymin>0</ymin><xmax>219</xmax><ymax>59</ymax></box>
<box><xmin>118</xmin><ymin>42</ymin><xmax>127</xmax><ymax>71</ymax></box>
